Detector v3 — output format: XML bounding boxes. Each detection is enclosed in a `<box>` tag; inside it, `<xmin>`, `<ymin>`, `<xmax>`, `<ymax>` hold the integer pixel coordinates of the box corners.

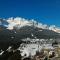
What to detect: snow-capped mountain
<box><xmin>0</xmin><ymin>17</ymin><xmax>60</xmax><ymax>33</ymax></box>
<box><xmin>0</xmin><ymin>17</ymin><xmax>60</xmax><ymax>51</ymax></box>
<box><xmin>0</xmin><ymin>17</ymin><xmax>60</xmax><ymax>40</ymax></box>
<box><xmin>6</xmin><ymin>17</ymin><xmax>49</xmax><ymax>30</ymax></box>
<box><xmin>49</xmin><ymin>25</ymin><xmax>60</xmax><ymax>33</ymax></box>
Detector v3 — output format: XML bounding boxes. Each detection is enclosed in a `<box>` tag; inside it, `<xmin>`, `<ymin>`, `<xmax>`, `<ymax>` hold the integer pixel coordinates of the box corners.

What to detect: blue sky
<box><xmin>0</xmin><ymin>0</ymin><xmax>60</xmax><ymax>27</ymax></box>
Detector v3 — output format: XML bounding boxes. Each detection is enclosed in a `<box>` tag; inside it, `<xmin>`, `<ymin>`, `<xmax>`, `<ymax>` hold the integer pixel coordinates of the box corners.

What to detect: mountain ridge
<box><xmin>0</xmin><ymin>17</ymin><xmax>60</xmax><ymax>33</ymax></box>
